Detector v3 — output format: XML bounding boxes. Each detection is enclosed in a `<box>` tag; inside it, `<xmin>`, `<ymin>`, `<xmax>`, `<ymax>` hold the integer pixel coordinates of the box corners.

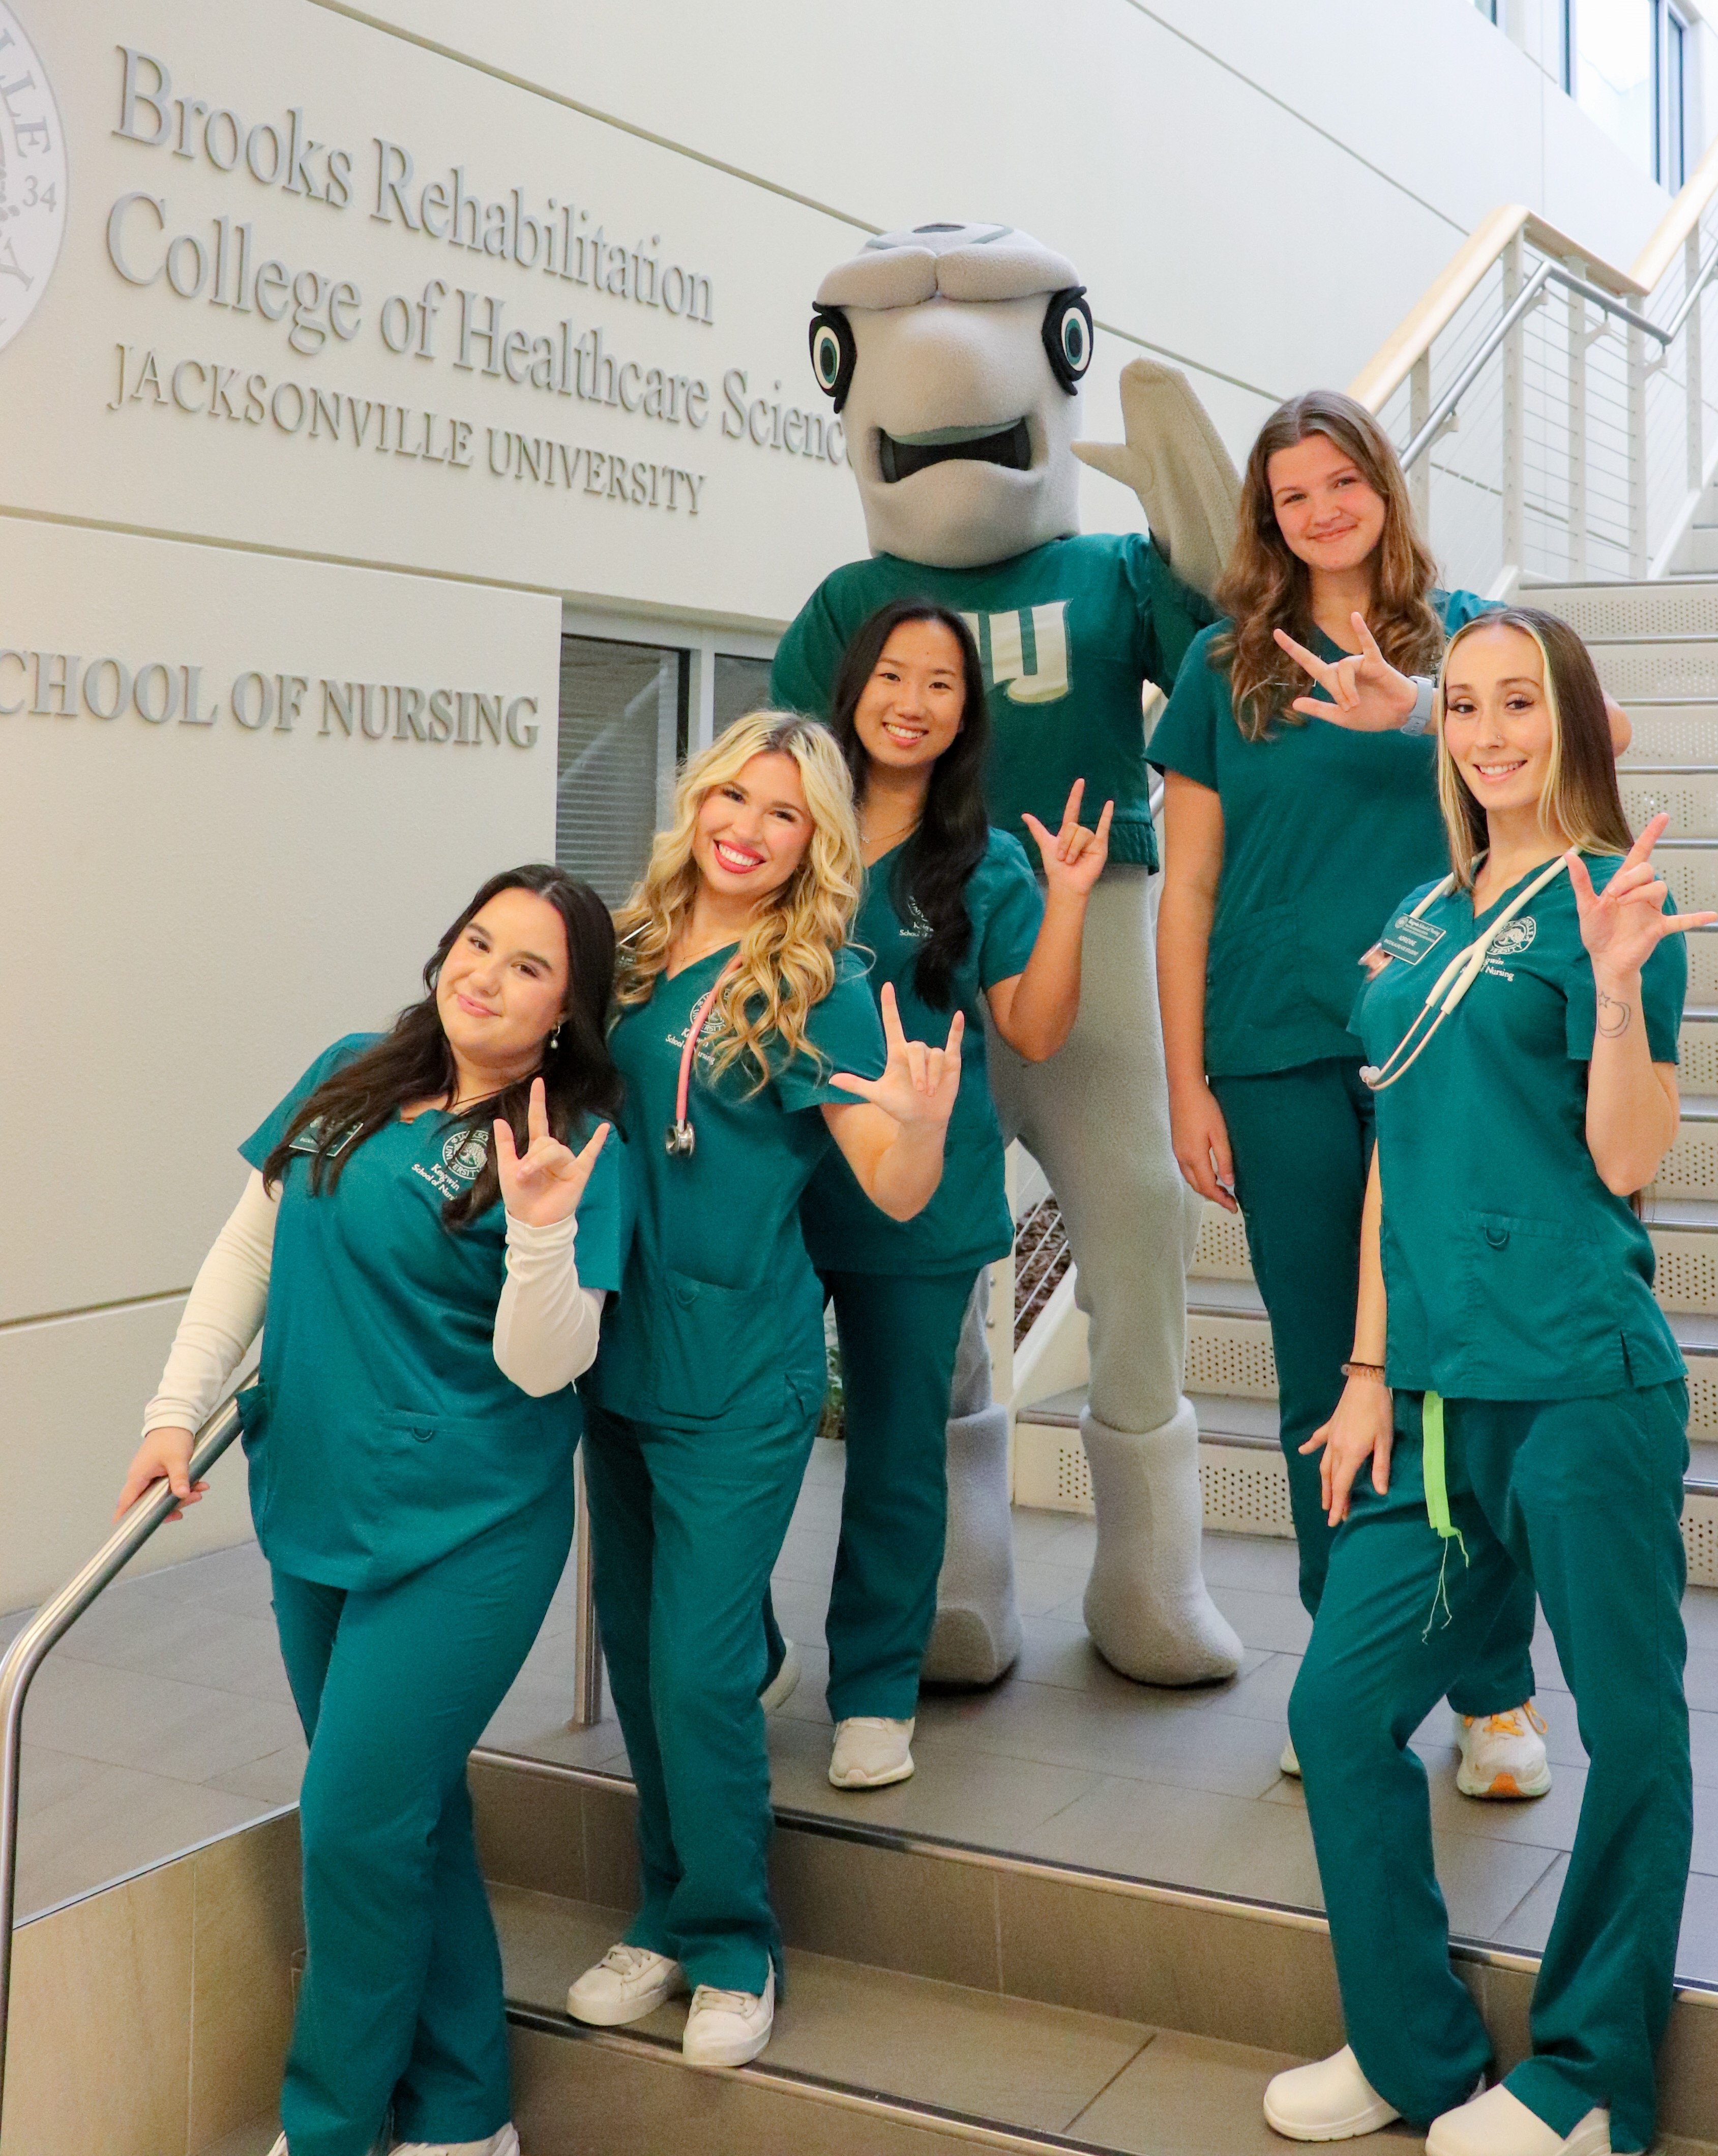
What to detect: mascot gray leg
<box><xmin>989</xmin><ymin>867</ymin><xmax>1242</xmax><ymax>1685</ymax></box>
<box><xmin>920</xmin><ymin>1269</ymin><xmax>1023</xmax><ymax>1685</ymax></box>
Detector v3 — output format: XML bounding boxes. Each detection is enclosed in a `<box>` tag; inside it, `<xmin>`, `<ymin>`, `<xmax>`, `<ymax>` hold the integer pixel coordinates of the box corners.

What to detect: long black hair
<box><xmin>827</xmin><ymin>599</ymin><xmax>992</xmax><ymax>1009</ymax></box>
<box><xmin>262</xmin><ymin>864</ymin><xmax>623</xmax><ymax>1227</ymax></box>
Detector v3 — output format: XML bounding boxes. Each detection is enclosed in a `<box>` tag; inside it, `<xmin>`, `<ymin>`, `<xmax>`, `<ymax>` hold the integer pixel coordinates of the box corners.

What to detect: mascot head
<box><xmin>810</xmin><ymin>222</ymin><xmax>1093</xmax><ymax>571</ymax></box>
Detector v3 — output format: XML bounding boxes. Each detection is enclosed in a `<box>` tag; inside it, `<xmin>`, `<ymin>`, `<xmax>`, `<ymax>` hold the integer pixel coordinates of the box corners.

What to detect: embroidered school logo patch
<box><xmin>960</xmin><ymin>604</ymin><xmax>1070</xmax><ymax>705</ymax></box>
<box><xmin>1491</xmin><ymin>917</ymin><xmax>1537</xmax><ymax>958</ymax></box>
<box><xmin>441</xmin><ymin>1128</ymin><xmax>489</xmax><ymax>1184</ymax></box>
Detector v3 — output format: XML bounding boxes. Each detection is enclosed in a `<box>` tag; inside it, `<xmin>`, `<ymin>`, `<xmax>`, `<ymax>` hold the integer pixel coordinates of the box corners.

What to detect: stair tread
<box><xmin>494</xmin><ymin>1883</ymin><xmax>1395</xmax><ymax>2154</ymax></box>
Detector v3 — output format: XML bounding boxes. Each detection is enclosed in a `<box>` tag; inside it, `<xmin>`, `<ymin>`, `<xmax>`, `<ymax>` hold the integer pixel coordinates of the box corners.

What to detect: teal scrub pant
<box><xmin>1289</xmin><ymin>1383</ymin><xmax>1691</xmax><ymax>2149</ymax></box>
<box><xmin>1212</xmin><ymin>1057</ymin><xmax>1535</xmax><ymax>1716</ymax></box>
<box><xmin>822</xmin><ymin>1267</ymin><xmax>980</xmax><ymax>1723</ymax></box>
<box><xmin>583</xmin><ymin>1394</ymin><xmax>819</xmax><ymax>1995</ymax></box>
<box><xmin>269</xmin><ymin>1485</ymin><xmax>574</xmax><ymax>2156</ymax></box>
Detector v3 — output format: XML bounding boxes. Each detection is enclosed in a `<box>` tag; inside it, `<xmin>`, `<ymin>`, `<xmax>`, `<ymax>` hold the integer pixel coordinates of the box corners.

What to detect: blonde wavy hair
<box><xmin>1435</xmin><ymin>608</ymin><xmax>1632</xmax><ymax>892</ymax></box>
<box><xmin>612</xmin><ymin>711</ymin><xmax>863</xmax><ymax>1085</ymax></box>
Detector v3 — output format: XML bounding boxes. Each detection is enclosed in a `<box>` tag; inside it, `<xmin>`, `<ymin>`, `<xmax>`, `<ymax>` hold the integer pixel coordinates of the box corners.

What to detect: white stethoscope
<box><xmin>664</xmin><ymin>952</ymin><xmax>743</xmax><ymax>1158</ymax></box>
<box><xmin>1359</xmin><ymin>854</ymin><xmax>1568</xmax><ymax>1092</ymax></box>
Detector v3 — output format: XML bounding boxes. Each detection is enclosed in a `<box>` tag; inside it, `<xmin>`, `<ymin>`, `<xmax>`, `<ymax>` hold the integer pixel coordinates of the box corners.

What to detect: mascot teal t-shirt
<box><xmin>770</xmin><ymin>532</ymin><xmax>1213</xmax><ymax>871</ymax></box>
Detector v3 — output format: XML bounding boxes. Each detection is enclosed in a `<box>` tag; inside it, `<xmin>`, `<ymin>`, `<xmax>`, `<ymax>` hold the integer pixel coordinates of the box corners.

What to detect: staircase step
<box><xmin>1622</xmin><ymin>773</ymin><xmax>1718</xmax><ymax>838</ymax></box>
<box><xmin>472</xmin><ymin>1754</ymin><xmax>1718</xmax><ymax>2153</ymax></box>
<box><xmin>1620</xmin><ymin>706</ymin><xmax>1718</xmax><ymax>764</ymax></box>
<box><xmin>1590</xmin><ymin>639</ymin><xmax>1718</xmax><ymax>705</ymax></box>
<box><xmin>1530</xmin><ymin>581</ymin><xmax>1718</xmax><ymax>642</ymax></box>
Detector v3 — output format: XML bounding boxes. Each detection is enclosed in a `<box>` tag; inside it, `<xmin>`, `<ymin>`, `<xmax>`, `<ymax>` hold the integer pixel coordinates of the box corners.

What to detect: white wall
<box><xmin>0</xmin><ymin>0</ymin><xmax>1699</xmax><ymax>1607</ymax></box>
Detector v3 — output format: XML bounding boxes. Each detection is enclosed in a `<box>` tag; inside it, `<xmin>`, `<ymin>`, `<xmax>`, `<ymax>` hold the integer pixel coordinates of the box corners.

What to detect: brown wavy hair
<box><xmin>1436</xmin><ymin>608</ymin><xmax>1632</xmax><ymax>890</ymax></box>
<box><xmin>1212</xmin><ymin>390</ymin><xmax>1445</xmax><ymax>742</ymax></box>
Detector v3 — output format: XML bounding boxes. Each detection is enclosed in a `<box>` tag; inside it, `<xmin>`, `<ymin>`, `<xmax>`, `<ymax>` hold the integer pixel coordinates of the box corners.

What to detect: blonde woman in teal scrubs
<box><xmin>1267</xmin><ymin>609</ymin><xmax>1704</xmax><ymax>2156</ymax></box>
<box><xmin>118</xmin><ymin>865</ymin><xmax>629</xmax><ymax>2156</ymax></box>
<box><xmin>566</xmin><ymin>712</ymin><xmax>961</xmax><ymax>2070</ymax></box>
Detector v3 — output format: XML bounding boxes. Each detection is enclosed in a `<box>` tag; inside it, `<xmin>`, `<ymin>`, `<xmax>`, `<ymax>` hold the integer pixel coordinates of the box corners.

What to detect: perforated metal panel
<box><xmin>1686</xmin><ymin>932</ymin><xmax>1718</xmax><ymax>1000</ymax></box>
<box><xmin>1055</xmin><ymin>1439</ymin><xmax>1093</xmax><ymax>1510</ymax></box>
<box><xmin>1592</xmin><ymin>643</ymin><xmax>1718</xmax><ymax>702</ymax></box>
<box><xmin>1678</xmin><ymin>1024</ymin><xmax>1718</xmax><ymax>1091</ymax></box>
<box><xmin>1534</xmin><ymin>585</ymin><xmax>1718</xmax><ymax>640</ymax></box>
<box><xmin>1656</xmin><ymin>1129</ymin><xmax>1718</xmax><ymax>1201</ymax></box>
<box><xmin>1661</xmin><ymin>852</ymin><xmax>1718</xmax><ymax>914</ymax></box>
<box><xmin>1620</xmin><ymin>776</ymin><xmax>1718</xmax><ymax>838</ymax></box>
<box><xmin>1622</xmin><ymin>709</ymin><xmax>1718</xmax><ymax>764</ymax></box>
<box><xmin>1691</xmin><ymin>1368</ymin><xmax>1718</xmax><ymax>1444</ymax></box>
<box><xmin>1191</xmin><ymin>1205</ymin><xmax>1254</xmax><ymax>1282</ymax></box>
<box><xmin>1199</xmin><ymin>1442</ymin><xmax>1296</xmax><ymax>1539</ymax></box>
<box><xmin>1684</xmin><ymin>1495</ymin><xmax>1718</xmax><ymax>1588</ymax></box>
<box><xmin>1650</xmin><ymin>1229</ymin><xmax>1718</xmax><ymax>1311</ymax></box>
<box><xmin>1186</xmin><ymin>1316</ymin><xmax>1279</xmax><ymax>1399</ymax></box>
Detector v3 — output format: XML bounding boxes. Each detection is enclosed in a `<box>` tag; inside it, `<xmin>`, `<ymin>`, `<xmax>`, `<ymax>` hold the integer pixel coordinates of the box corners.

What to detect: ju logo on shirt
<box><xmin>961</xmin><ymin>604</ymin><xmax>1070</xmax><ymax>706</ymax></box>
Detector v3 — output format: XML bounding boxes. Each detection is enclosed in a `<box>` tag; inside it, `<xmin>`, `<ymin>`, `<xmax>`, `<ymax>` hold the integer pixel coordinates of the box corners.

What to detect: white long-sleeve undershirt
<box><xmin>142</xmin><ymin>1169</ymin><xmax>604</xmax><ymax>1434</ymax></box>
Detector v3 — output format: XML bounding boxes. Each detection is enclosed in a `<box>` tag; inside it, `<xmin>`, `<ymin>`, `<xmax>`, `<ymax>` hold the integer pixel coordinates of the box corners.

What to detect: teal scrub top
<box><xmin>234</xmin><ymin>1033</ymin><xmax>632</xmax><ymax>1589</ymax></box>
<box><xmin>1352</xmin><ymin>857</ymin><xmax>1686</xmax><ymax>1402</ymax></box>
<box><xmin>801</xmin><ymin>828</ymin><xmax>1044</xmax><ymax>1277</ymax></box>
<box><xmin>588</xmin><ymin>949</ymin><xmax>886</xmax><ymax>1434</ymax></box>
<box><xmin>770</xmin><ymin>534</ymin><xmax>1215</xmax><ymax>871</ymax></box>
<box><xmin>1148</xmin><ymin>590</ymin><xmax>1493</xmax><ymax>1078</ymax></box>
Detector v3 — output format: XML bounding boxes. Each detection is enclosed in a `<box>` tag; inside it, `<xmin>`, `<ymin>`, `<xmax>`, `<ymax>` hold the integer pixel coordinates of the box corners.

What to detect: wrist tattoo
<box><xmin>1595</xmin><ymin>990</ymin><xmax>1632</xmax><ymax>1039</ymax></box>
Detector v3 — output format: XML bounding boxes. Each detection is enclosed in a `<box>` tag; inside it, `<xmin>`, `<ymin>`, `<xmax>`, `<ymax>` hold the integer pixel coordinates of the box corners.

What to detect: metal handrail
<box><xmin>0</xmin><ymin>1398</ymin><xmax>245</xmax><ymax>2121</ymax></box>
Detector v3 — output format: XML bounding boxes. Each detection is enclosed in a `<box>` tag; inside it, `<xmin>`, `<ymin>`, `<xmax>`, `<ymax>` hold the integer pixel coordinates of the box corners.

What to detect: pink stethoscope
<box><xmin>665</xmin><ymin>953</ymin><xmax>743</xmax><ymax>1158</ymax></box>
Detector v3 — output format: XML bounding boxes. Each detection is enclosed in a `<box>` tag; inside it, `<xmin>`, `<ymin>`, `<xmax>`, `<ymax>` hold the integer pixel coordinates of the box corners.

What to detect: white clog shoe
<box><xmin>682</xmin><ymin>1967</ymin><xmax>775</xmax><ymax>2068</ymax></box>
<box><xmin>1279</xmin><ymin>1731</ymin><xmax>1301</xmax><ymax>1778</ymax></box>
<box><xmin>829</xmin><ymin>1716</ymin><xmax>915</xmax><ymax>1788</ymax></box>
<box><xmin>759</xmin><ymin>1639</ymin><xmax>802</xmax><ymax>1712</ymax></box>
<box><xmin>1427</xmin><ymin>2084</ymin><xmax>1609</xmax><ymax>2154</ymax></box>
<box><xmin>1263</xmin><ymin>2045</ymin><xmax>1400</xmax><ymax>2141</ymax></box>
<box><xmin>391</xmin><ymin>2129</ymin><xmax>520</xmax><ymax>2155</ymax></box>
<box><xmin>566</xmin><ymin>1942</ymin><xmax>686</xmax><ymax>2026</ymax></box>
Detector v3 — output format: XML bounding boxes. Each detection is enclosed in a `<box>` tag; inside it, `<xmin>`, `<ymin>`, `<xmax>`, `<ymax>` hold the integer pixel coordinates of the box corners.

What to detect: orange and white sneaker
<box><xmin>1455</xmin><ymin>1703</ymin><xmax>1551</xmax><ymax>1799</ymax></box>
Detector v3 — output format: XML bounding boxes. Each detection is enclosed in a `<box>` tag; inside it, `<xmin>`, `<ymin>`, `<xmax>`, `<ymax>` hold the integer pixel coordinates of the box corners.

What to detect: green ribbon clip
<box><xmin>1420</xmin><ymin>1390</ymin><xmax>1468</xmax><ymax>1638</ymax></box>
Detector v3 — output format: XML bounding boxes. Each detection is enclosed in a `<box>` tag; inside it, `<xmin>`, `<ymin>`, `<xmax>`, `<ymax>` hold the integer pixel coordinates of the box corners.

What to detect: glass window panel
<box><xmin>1667</xmin><ymin>10</ymin><xmax>1686</xmax><ymax>187</ymax></box>
<box><xmin>555</xmin><ymin>635</ymin><xmax>688</xmax><ymax>906</ymax></box>
<box><xmin>713</xmin><ymin>654</ymin><xmax>776</xmax><ymax>736</ymax></box>
<box><xmin>1573</xmin><ymin>0</ymin><xmax>1656</xmax><ymax>173</ymax></box>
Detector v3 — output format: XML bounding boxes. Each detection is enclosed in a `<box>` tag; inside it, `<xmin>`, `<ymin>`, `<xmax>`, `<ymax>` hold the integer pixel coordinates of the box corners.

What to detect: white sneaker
<box><xmin>1427</xmin><ymin>2083</ymin><xmax>1610</xmax><ymax>2155</ymax></box>
<box><xmin>391</xmin><ymin>2130</ymin><xmax>520</xmax><ymax>2156</ymax></box>
<box><xmin>266</xmin><ymin>2139</ymin><xmax>287</xmax><ymax>2155</ymax></box>
<box><xmin>682</xmin><ymin>1967</ymin><xmax>775</xmax><ymax>2068</ymax></box>
<box><xmin>759</xmin><ymin>1639</ymin><xmax>801</xmax><ymax>1712</ymax></box>
<box><xmin>1263</xmin><ymin>2045</ymin><xmax>1400</xmax><ymax>2141</ymax></box>
<box><xmin>1455</xmin><ymin>1704</ymin><xmax>1552</xmax><ymax>1800</ymax></box>
<box><xmin>1280</xmin><ymin>1732</ymin><xmax>1301</xmax><ymax>1778</ymax></box>
<box><xmin>829</xmin><ymin>1716</ymin><xmax>915</xmax><ymax>1788</ymax></box>
<box><xmin>566</xmin><ymin>1943</ymin><xmax>686</xmax><ymax>2026</ymax></box>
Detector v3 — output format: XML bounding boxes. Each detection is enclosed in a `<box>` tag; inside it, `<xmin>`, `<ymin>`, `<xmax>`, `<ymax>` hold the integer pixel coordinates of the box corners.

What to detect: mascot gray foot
<box><xmin>1081</xmin><ymin>1402</ymin><xmax>1243</xmax><ymax>1685</ymax></box>
<box><xmin>921</xmin><ymin>1402</ymin><xmax>1023</xmax><ymax>1686</ymax></box>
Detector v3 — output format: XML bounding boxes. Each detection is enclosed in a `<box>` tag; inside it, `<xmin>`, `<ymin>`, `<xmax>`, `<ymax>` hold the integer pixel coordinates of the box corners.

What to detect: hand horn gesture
<box><xmin>1022</xmin><ymin>779</ymin><xmax>1114</xmax><ymax>901</ymax></box>
<box><xmin>1274</xmin><ymin>613</ymin><xmax>1419</xmax><ymax>732</ymax></box>
<box><xmin>830</xmin><ymin>982</ymin><xmax>963</xmax><ymax>1133</ymax></box>
<box><xmin>494</xmin><ymin>1077</ymin><xmax>610</xmax><ymax>1227</ymax></box>
<box><xmin>1567</xmin><ymin>814</ymin><xmax>1717</xmax><ymax>981</ymax></box>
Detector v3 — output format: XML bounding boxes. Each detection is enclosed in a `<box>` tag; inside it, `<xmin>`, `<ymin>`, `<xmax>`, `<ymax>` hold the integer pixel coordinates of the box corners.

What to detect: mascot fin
<box><xmin>1074</xmin><ymin>357</ymin><xmax>1241</xmax><ymax>603</ymax></box>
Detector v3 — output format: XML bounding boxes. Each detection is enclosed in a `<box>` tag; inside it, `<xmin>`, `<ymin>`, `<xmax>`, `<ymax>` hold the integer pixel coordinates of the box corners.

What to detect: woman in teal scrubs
<box><xmin>1265</xmin><ymin>609</ymin><xmax>1707</xmax><ymax>2156</ymax></box>
<box><xmin>1152</xmin><ymin>388</ymin><xmax>1560</xmax><ymax>1797</ymax></box>
<box><xmin>116</xmin><ymin>865</ymin><xmax>630</xmax><ymax>2156</ymax></box>
<box><xmin>803</xmin><ymin>598</ymin><xmax>1111</xmax><ymax>1792</ymax></box>
<box><xmin>566</xmin><ymin>711</ymin><xmax>961</xmax><ymax>2070</ymax></box>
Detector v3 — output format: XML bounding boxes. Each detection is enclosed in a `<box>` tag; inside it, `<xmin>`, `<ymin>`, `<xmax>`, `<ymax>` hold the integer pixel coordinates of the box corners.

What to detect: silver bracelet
<box><xmin>1400</xmin><ymin>676</ymin><xmax>1437</xmax><ymax>736</ymax></box>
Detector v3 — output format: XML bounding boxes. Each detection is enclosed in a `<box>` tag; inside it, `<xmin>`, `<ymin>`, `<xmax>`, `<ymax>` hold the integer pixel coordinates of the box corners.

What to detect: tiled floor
<box><xmin>10</xmin><ymin>1437</ymin><xmax>1718</xmax><ymax>1987</ymax></box>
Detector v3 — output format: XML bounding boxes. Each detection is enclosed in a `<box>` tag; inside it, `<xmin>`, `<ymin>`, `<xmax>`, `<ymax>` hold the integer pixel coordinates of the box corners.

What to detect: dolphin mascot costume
<box><xmin>773</xmin><ymin>221</ymin><xmax>1244</xmax><ymax>1685</ymax></box>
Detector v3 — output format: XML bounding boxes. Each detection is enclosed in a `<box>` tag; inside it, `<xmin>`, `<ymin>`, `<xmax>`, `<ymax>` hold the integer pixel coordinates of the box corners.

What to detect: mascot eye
<box><xmin>808</xmin><ymin>308</ymin><xmax>857</xmax><ymax>411</ymax></box>
<box><xmin>1042</xmin><ymin>287</ymin><xmax>1093</xmax><ymax>394</ymax></box>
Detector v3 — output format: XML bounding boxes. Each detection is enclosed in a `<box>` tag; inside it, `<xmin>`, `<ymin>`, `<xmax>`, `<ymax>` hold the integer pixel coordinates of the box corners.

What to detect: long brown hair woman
<box><xmin>1149</xmin><ymin>389</ymin><xmax>1601</xmax><ymax>1803</ymax></box>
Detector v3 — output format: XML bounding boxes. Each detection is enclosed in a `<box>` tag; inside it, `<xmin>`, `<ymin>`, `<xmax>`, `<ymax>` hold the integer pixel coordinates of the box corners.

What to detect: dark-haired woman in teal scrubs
<box><xmin>1154</xmin><ymin>389</ymin><xmax>1552</xmax><ymax>1797</ymax></box>
<box><xmin>1265</xmin><ymin>609</ymin><xmax>1707</xmax><ymax>2156</ymax></box>
<box><xmin>117</xmin><ymin>865</ymin><xmax>629</xmax><ymax>2156</ymax></box>
<box><xmin>567</xmin><ymin>712</ymin><xmax>961</xmax><ymax>2073</ymax></box>
<box><xmin>801</xmin><ymin>597</ymin><xmax>1110</xmax><ymax>1792</ymax></box>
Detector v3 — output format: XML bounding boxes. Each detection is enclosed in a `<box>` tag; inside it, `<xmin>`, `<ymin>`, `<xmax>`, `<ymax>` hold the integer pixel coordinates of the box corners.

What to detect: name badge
<box><xmin>1379</xmin><ymin>915</ymin><xmax>1446</xmax><ymax>966</ymax></box>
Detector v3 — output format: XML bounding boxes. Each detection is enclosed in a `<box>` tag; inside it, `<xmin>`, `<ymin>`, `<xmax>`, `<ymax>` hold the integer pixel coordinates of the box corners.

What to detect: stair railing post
<box><xmin>1566</xmin><ymin>258</ymin><xmax>1589</xmax><ymax>582</ymax></box>
<box><xmin>1409</xmin><ymin>351</ymin><xmax>1432</xmax><ymax>539</ymax></box>
<box><xmin>1502</xmin><ymin>231</ymin><xmax>1526</xmax><ymax>590</ymax></box>
<box><xmin>1629</xmin><ymin>312</ymin><xmax>1650</xmax><ymax>578</ymax></box>
<box><xmin>1688</xmin><ymin>224</ymin><xmax>1705</xmax><ymax>503</ymax></box>
<box><xmin>568</xmin><ymin>1447</ymin><xmax>603</xmax><ymax>1729</ymax></box>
